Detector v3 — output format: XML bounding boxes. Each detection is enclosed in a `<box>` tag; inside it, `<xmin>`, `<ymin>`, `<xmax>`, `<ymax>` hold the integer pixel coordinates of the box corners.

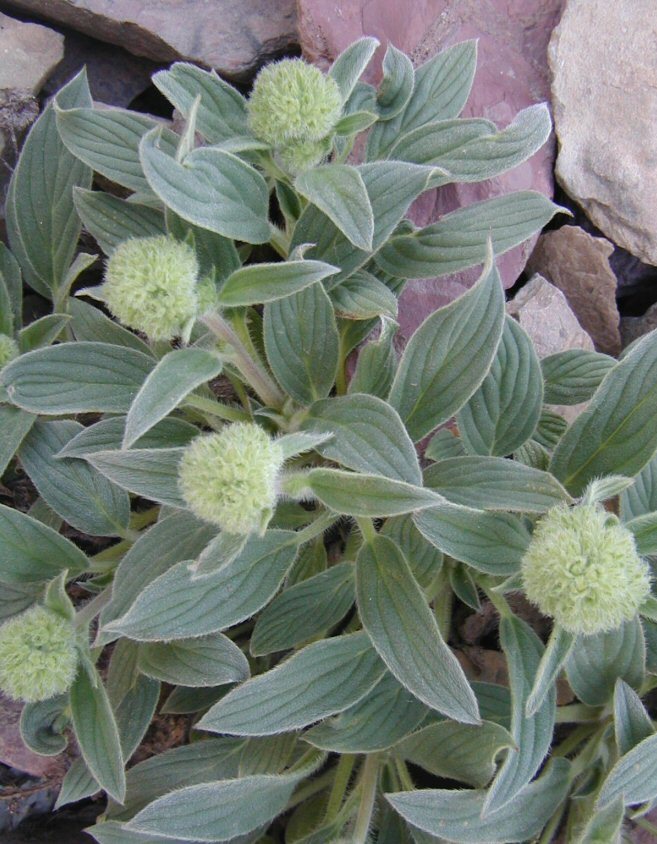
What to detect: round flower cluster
<box><xmin>0</xmin><ymin>606</ymin><xmax>78</xmax><ymax>702</ymax></box>
<box><xmin>0</xmin><ymin>333</ymin><xmax>18</xmax><ymax>368</ymax></box>
<box><xmin>178</xmin><ymin>423</ymin><xmax>284</xmax><ymax>535</ymax></box>
<box><xmin>521</xmin><ymin>503</ymin><xmax>650</xmax><ymax>635</ymax></box>
<box><xmin>247</xmin><ymin>59</ymin><xmax>342</xmax><ymax>173</ymax></box>
<box><xmin>104</xmin><ymin>235</ymin><xmax>200</xmax><ymax>342</ymax></box>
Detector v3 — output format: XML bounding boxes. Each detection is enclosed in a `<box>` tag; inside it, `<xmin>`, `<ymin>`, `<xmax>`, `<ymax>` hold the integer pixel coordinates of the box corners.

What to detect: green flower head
<box><xmin>0</xmin><ymin>606</ymin><xmax>78</xmax><ymax>703</ymax></box>
<box><xmin>247</xmin><ymin>58</ymin><xmax>342</xmax><ymax>147</ymax></box>
<box><xmin>521</xmin><ymin>503</ymin><xmax>650</xmax><ymax>636</ymax></box>
<box><xmin>104</xmin><ymin>235</ymin><xmax>199</xmax><ymax>342</ymax></box>
<box><xmin>277</xmin><ymin>137</ymin><xmax>332</xmax><ymax>175</ymax></box>
<box><xmin>0</xmin><ymin>333</ymin><xmax>19</xmax><ymax>368</ymax></box>
<box><xmin>178</xmin><ymin>423</ymin><xmax>284</xmax><ymax>535</ymax></box>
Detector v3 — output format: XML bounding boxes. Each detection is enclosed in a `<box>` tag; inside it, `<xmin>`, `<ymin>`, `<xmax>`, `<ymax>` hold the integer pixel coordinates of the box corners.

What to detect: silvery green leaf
<box><xmin>6</xmin><ymin>71</ymin><xmax>92</xmax><ymax>299</ymax></box>
<box><xmin>367</xmin><ymin>40</ymin><xmax>477</xmax><ymax>160</ymax></box>
<box><xmin>424</xmin><ymin>428</ymin><xmax>466</xmax><ymax>462</ymax></box>
<box><xmin>17</xmin><ymin>313</ymin><xmax>71</xmax><ymax>353</ymax></box>
<box><xmin>483</xmin><ymin>615</ymin><xmax>555</xmax><ymax>816</ymax></box>
<box><xmin>56</xmin><ymin>102</ymin><xmax>178</xmax><ymax>194</ymax></box>
<box><xmin>108</xmin><ymin>737</ymin><xmax>244</xmax><ymax>822</ymax></box>
<box><xmin>622</xmin><ymin>453</ymin><xmax>657</xmax><ymax>520</ymax></box>
<box><xmin>275</xmin><ymin>431</ymin><xmax>333</xmax><ymax>461</ymax></box>
<box><xmin>55</xmin><ymin>757</ymin><xmax>99</xmax><ymax>809</ymax></box>
<box><xmin>19</xmin><ymin>420</ymin><xmax>129</xmax><ymax>536</ymax></box>
<box><xmin>0</xmin><ymin>243</ymin><xmax>22</xmax><ymax>330</ymax></box>
<box><xmin>2</xmin><ymin>341</ymin><xmax>155</xmax><ymax>414</ymax></box>
<box><xmin>424</xmin><ymin>456</ymin><xmax>570</xmax><ymax>513</ymax></box>
<box><xmin>388</xmin><ymin>757</ymin><xmax>571</xmax><ymax>843</ymax></box>
<box><xmin>0</xmin><ymin>502</ymin><xmax>87</xmax><ymax>584</ymax></box>
<box><xmin>68</xmin><ymin>298</ymin><xmax>153</xmax><ymax>354</ymax></box>
<box><xmin>0</xmin><ymin>267</ymin><xmax>14</xmax><ymax>335</ymax></box>
<box><xmin>20</xmin><ymin>694</ymin><xmax>69</xmax><ymax>756</ymax></box>
<box><xmin>189</xmin><ymin>532</ymin><xmax>249</xmax><ymax>579</ymax></box>
<box><xmin>380</xmin><ymin>515</ymin><xmax>443</xmax><ymax>588</ymax></box>
<box><xmin>0</xmin><ymin>405</ymin><xmax>35</xmax><ymax>476</ymax></box>
<box><xmin>513</xmin><ymin>439</ymin><xmax>551</xmax><ymax>471</ymax></box>
<box><xmin>566</xmin><ymin>618</ymin><xmax>646</xmax><ymax>706</ymax></box>
<box><xmin>103</xmin><ymin>531</ymin><xmax>297</xmax><ymax>642</ymax></box>
<box><xmin>449</xmin><ymin>563</ymin><xmax>481</xmax><ymax>611</ymax></box>
<box><xmin>525</xmin><ymin>627</ymin><xmax>576</xmax><ymax>720</ymax></box>
<box><xmin>301</xmin><ymin>393</ymin><xmax>421</xmax><ymax>484</ymax></box>
<box><xmin>411</xmin><ymin>104</ymin><xmax>551</xmax><ymax>186</ymax></box>
<box><xmin>534</xmin><ymin>409</ymin><xmax>568</xmax><ymax>450</ymax></box>
<box><xmin>153</xmin><ymin>63</ymin><xmax>248</xmax><ymax>145</ymax></box>
<box><xmin>329</xmin><ymin>37</ymin><xmax>379</xmax><ymax>102</ymax></box>
<box><xmin>308</xmin><ymin>468</ymin><xmax>443</xmax><ymax>517</ymax></box>
<box><xmin>597</xmin><ymin>732</ymin><xmax>657</xmax><ymax>809</ymax></box>
<box><xmin>295</xmin><ymin>165</ymin><xmax>374</xmax><ymax>251</ymax></box>
<box><xmin>127</xmin><ymin>750</ymin><xmax>324</xmax><ymax>842</ymax></box>
<box><xmin>74</xmin><ymin>188</ymin><xmax>165</xmax><ymax>255</ymax></box>
<box><xmin>123</xmin><ymin>348</ymin><xmax>222</xmax><ymax>448</ymax></box>
<box><xmin>138</xmin><ymin>634</ymin><xmax>249</xmax><ymax>687</ymax></box>
<box><xmin>165</xmin><ymin>209</ymin><xmax>241</xmax><ymax>282</ymax></box>
<box><xmin>574</xmin><ymin>797</ymin><xmax>625</xmax><ymax>844</ymax></box>
<box><xmin>304</xmin><ymin>671</ymin><xmax>426</xmax><ymax>753</ymax></box>
<box><xmin>115</xmin><ymin>674</ymin><xmax>160</xmax><ymax>762</ymax></box>
<box><xmin>290</xmin><ymin>162</ymin><xmax>431</xmax><ymax>288</ymax></box>
<box><xmin>238</xmin><ymin>734</ymin><xmax>298</xmax><ymax>777</ymax></box>
<box><xmin>140</xmin><ymin>129</ymin><xmax>270</xmax><ymax>244</ymax></box>
<box><xmin>614</xmin><ymin>678</ymin><xmax>654</xmax><ymax>756</ymax></box>
<box><xmin>581</xmin><ymin>475</ymin><xmax>634</xmax><ymax>506</ymax></box>
<box><xmin>541</xmin><ymin>349</ymin><xmax>616</xmax><ymax>406</ymax></box>
<box><xmin>0</xmin><ymin>580</ymin><xmax>40</xmax><ymax>622</ymax></box>
<box><xmin>198</xmin><ymin>633</ymin><xmax>385</xmax><ymax>736</ymax></box>
<box><xmin>330</xmin><ymin>271</ymin><xmax>398</xmax><ymax>319</ymax></box>
<box><xmin>58</xmin><ymin>416</ymin><xmax>197</xmax><ymax>458</ymax></box>
<box><xmin>251</xmin><ymin>562</ymin><xmax>354</xmax><ymax>656</ymax></box>
<box><xmin>264</xmin><ymin>283</ymin><xmax>339</xmax><ymax>405</ymax></box>
<box><xmin>89</xmin><ymin>820</ymin><xmax>212</xmax><ymax>844</ymax></box>
<box><xmin>388</xmin><ymin>117</ymin><xmax>495</xmax><ymax>165</ymax></box>
<box><xmin>377</xmin><ymin>43</ymin><xmax>414</xmax><ymax>119</ymax></box>
<box><xmin>625</xmin><ymin>512</ymin><xmax>657</xmax><ymax>554</ymax></box>
<box><xmin>375</xmin><ymin>192</ymin><xmax>562</xmax><ymax>279</ymax></box>
<box><xmin>394</xmin><ymin>720</ymin><xmax>514</xmax><ymax>788</ymax></box>
<box><xmin>639</xmin><ymin>596</ymin><xmax>657</xmax><ymax>624</ymax></box>
<box><xmin>161</xmin><ymin>685</ymin><xmax>226</xmax><ymax>715</ymax></box>
<box><xmin>218</xmin><ymin>259</ymin><xmax>339</xmax><ymax>307</ymax></box>
<box><xmin>70</xmin><ymin>667</ymin><xmax>126</xmax><ymax>803</ymax></box>
<box><xmin>474</xmin><ymin>682</ymin><xmax>512</xmax><ymax>729</ymax></box>
<box><xmin>413</xmin><ymin>504</ymin><xmax>529</xmax><ymax>575</ymax></box>
<box><xmin>348</xmin><ymin>317</ymin><xmax>398</xmax><ymax>399</ymax></box>
<box><xmin>357</xmin><ymin>534</ymin><xmax>480</xmax><ymax>723</ymax></box>
<box><xmin>551</xmin><ymin>329</ymin><xmax>657</xmax><ymax>495</ymax></box>
<box><xmin>86</xmin><ymin>447</ymin><xmax>186</xmax><ymax>508</ymax></box>
<box><xmin>457</xmin><ymin>316</ymin><xmax>543</xmax><ymax>456</ymax></box>
<box><xmin>389</xmin><ymin>255</ymin><xmax>504</xmax><ymax>441</ymax></box>
<box><xmin>334</xmin><ymin>110</ymin><xmax>378</xmax><ymax>135</ymax></box>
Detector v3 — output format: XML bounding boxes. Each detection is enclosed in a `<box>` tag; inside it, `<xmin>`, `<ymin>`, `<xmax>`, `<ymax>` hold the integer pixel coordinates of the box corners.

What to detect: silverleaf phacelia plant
<box><xmin>1</xmin><ymin>35</ymin><xmax>657</xmax><ymax>843</ymax></box>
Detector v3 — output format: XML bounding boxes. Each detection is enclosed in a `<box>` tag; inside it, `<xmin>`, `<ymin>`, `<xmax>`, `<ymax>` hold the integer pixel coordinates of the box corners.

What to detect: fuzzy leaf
<box><xmin>598</xmin><ymin>733</ymin><xmax>657</xmax><ymax>809</ymax></box>
<box><xmin>68</xmin><ymin>298</ymin><xmax>153</xmax><ymax>354</ymax></box>
<box><xmin>140</xmin><ymin>129</ymin><xmax>270</xmax><ymax>244</ymax></box>
<box><xmin>218</xmin><ymin>260</ymin><xmax>339</xmax><ymax>307</ymax></box>
<box><xmin>138</xmin><ymin>634</ymin><xmax>249</xmax><ymax>688</ymax></box>
<box><xmin>86</xmin><ymin>447</ymin><xmax>186</xmax><ymax>508</ymax></box>
<box><xmin>621</xmin><ymin>453</ymin><xmax>657</xmax><ymax>520</ymax></box>
<box><xmin>614</xmin><ymin>678</ymin><xmax>654</xmax><ymax>757</ymax></box>
<box><xmin>457</xmin><ymin>316</ymin><xmax>543</xmax><ymax>456</ymax></box>
<box><xmin>59</xmin><ymin>416</ymin><xmax>197</xmax><ymax>458</ymax></box>
<box><xmin>74</xmin><ymin>189</ymin><xmax>165</xmax><ymax>255</ymax></box>
<box><xmin>377</xmin><ymin>43</ymin><xmax>414</xmax><ymax>119</ymax></box>
<box><xmin>0</xmin><ymin>405</ymin><xmax>35</xmax><ymax>476</ymax></box>
<box><xmin>551</xmin><ymin>329</ymin><xmax>657</xmax><ymax>495</ymax></box>
<box><xmin>329</xmin><ymin>37</ymin><xmax>379</xmax><ymax>103</ymax></box>
<box><xmin>197</xmin><ymin>632</ymin><xmax>386</xmax><ymax>736</ymax></box>
<box><xmin>330</xmin><ymin>272</ymin><xmax>398</xmax><ymax>320</ymax></box>
<box><xmin>123</xmin><ymin>349</ymin><xmax>222</xmax><ymax>448</ymax></box>
<box><xmin>541</xmin><ymin>349</ymin><xmax>616</xmax><ymax>406</ymax></box>
<box><xmin>357</xmin><ymin>534</ymin><xmax>480</xmax><ymax>723</ymax></box>
<box><xmin>389</xmin><ymin>255</ymin><xmax>504</xmax><ymax>441</ymax></box>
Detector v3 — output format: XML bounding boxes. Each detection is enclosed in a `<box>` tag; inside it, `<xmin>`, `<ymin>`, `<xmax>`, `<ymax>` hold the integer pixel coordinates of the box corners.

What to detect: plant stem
<box><xmin>285</xmin><ymin>768</ymin><xmax>336</xmax><ymax>812</ymax></box>
<box><xmin>537</xmin><ymin>799</ymin><xmax>567</xmax><ymax>844</ymax></box>
<box><xmin>325</xmin><ymin>754</ymin><xmax>356</xmax><ymax>821</ymax></box>
<box><xmin>394</xmin><ymin>758</ymin><xmax>414</xmax><ymax>791</ymax></box>
<box><xmin>74</xmin><ymin>588</ymin><xmax>112</xmax><ymax>628</ymax></box>
<box><xmin>353</xmin><ymin>754</ymin><xmax>380</xmax><ymax>844</ymax></box>
<box><xmin>184</xmin><ymin>392</ymin><xmax>250</xmax><ymax>422</ymax></box>
<box><xmin>202</xmin><ymin>311</ymin><xmax>284</xmax><ymax>409</ymax></box>
<box><xmin>554</xmin><ymin>703</ymin><xmax>602</xmax><ymax>724</ymax></box>
<box><xmin>634</xmin><ymin>817</ymin><xmax>657</xmax><ymax>836</ymax></box>
<box><xmin>552</xmin><ymin>723</ymin><xmax>599</xmax><ymax>758</ymax></box>
<box><xmin>295</xmin><ymin>510</ymin><xmax>339</xmax><ymax>545</ymax></box>
<box><xmin>482</xmin><ymin>585</ymin><xmax>513</xmax><ymax>619</ymax></box>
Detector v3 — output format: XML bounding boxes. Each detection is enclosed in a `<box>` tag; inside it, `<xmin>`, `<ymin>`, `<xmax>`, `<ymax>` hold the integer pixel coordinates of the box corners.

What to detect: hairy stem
<box><xmin>325</xmin><ymin>754</ymin><xmax>356</xmax><ymax>822</ymax></box>
<box><xmin>353</xmin><ymin>754</ymin><xmax>380</xmax><ymax>844</ymax></box>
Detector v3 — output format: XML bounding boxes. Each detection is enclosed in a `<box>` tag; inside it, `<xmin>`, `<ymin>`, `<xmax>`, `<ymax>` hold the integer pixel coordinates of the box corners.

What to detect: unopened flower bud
<box><xmin>521</xmin><ymin>504</ymin><xmax>650</xmax><ymax>635</ymax></box>
<box><xmin>0</xmin><ymin>606</ymin><xmax>78</xmax><ymax>702</ymax></box>
<box><xmin>0</xmin><ymin>333</ymin><xmax>19</xmax><ymax>368</ymax></box>
<box><xmin>178</xmin><ymin>423</ymin><xmax>284</xmax><ymax>535</ymax></box>
<box><xmin>277</xmin><ymin>137</ymin><xmax>332</xmax><ymax>175</ymax></box>
<box><xmin>104</xmin><ymin>235</ymin><xmax>199</xmax><ymax>342</ymax></box>
<box><xmin>247</xmin><ymin>59</ymin><xmax>342</xmax><ymax>147</ymax></box>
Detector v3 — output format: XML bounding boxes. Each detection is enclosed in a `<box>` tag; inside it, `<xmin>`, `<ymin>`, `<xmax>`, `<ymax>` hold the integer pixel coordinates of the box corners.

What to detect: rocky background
<box><xmin>0</xmin><ymin>0</ymin><xmax>656</xmax><ymax>841</ymax></box>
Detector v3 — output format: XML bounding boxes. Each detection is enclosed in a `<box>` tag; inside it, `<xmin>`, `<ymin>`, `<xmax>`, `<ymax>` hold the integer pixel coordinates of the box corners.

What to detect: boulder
<box><xmin>298</xmin><ymin>0</ymin><xmax>564</xmax><ymax>341</ymax></box>
<box><xmin>2</xmin><ymin>0</ymin><xmax>298</xmax><ymax>82</ymax></box>
<box><xmin>525</xmin><ymin>226</ymin><xmax>621</xmax><ymax>356</ymax></box>
<box><xmin>621</xmin><ymin>303</ymin><xmax>657</xmax><ymax>350</ymax></box>
<box><xmin>550</xmin><ymin>0</ymin><xmax>657</xmax><ymax>264</ymax></box>
<box><xmin>0</xmin><ymin>12</ymin><xmax>64</xmax><ymax>95</ymax></box>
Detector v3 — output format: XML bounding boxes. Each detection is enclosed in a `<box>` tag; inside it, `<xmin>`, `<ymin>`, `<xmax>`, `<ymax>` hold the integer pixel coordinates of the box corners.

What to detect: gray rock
<box><xmin>621</xmin><ymin>302</ymin><xmax>657</xmax><ymax>349</ymax></box>
<box><xmin>2</xmin><ymin>0</ymin><xmax>297</xmax><ymax>82</ymax></box>
<box><xmin>525</xmin><ymin>226</ymin><xmax>621</xmax><ymax>356</ymax></box>
<box><xmin>550</xmin><ymin>0</ymin><xmax>657</xmax><ymax>264</ymax></box>
<box><xmin>0</xmin><ymin>11</ymin><xmax>64</xmax><ymax>94</ymax></box>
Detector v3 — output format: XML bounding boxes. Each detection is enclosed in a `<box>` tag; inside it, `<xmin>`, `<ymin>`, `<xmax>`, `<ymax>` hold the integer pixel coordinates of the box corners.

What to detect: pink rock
<box><xmin>298</xmin><ymin>0</ymin><xmax>564</xmax><ymax>342</ymax></box>
<box><xmin>0</xmin><ymin>693</ymin><xmax>66</xmax><ymax>779</ymax></box>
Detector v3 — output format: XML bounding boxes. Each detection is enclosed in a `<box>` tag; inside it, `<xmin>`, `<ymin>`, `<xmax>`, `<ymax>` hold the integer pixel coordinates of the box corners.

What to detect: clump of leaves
<box><xmin>1</xmin><ymin>36</ymin><xmax>657</xmax><ymax>843</ymax></box>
